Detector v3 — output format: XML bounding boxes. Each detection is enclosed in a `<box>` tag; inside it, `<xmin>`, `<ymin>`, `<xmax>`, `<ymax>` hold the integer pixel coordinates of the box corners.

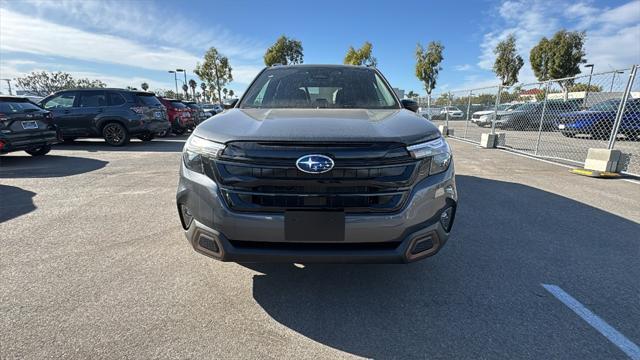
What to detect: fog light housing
<box><xmin>411</xmin><ymin>236</ymin><xmax>434</xmax><ymax>255</ymax></box>
<box><xmin>180</xmin><ymin>204</ymin><xmax>194</xmax><ymax>228</ymax></box>
<box><xmin>440</xmin><ymin>207</ymin><xmax>453</xmax><ymax>232</ymax></box>
<box><xmin>198</xmin><ymin>234</ymin><xmax>220</xmax><ymax>253</ymax></box>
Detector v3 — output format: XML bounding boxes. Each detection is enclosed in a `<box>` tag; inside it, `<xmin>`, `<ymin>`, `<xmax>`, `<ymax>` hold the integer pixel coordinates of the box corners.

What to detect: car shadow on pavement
<box><xmin>0</xmin><ymin>155</ymin><xmax>108</xmax><ymax>178</ymax></box>
<box><xmin>0</xmin><ymin>185</ymin><xmax>36</xmax><ymax>223</ymax></box>
<box><xmin>52</xmin><ymin>137</ymin><xmax>188</xmax><ymax>153</ymax></box>
<box><xmin>246</xmin><ymin>175</ymin><xmax>640</xmax><ymax>359</ymax></box>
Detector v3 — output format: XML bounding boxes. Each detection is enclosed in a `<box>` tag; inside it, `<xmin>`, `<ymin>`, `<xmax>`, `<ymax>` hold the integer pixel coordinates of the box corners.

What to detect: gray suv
<box><xmin>40</xmin><ymin>89</ymin><xmax>170</xmax><ymax>146</ymax></box>
<box><xmin>176</xmin><ymin>65</ymin><xmax>457</xmax><ymax>263</ymax></box>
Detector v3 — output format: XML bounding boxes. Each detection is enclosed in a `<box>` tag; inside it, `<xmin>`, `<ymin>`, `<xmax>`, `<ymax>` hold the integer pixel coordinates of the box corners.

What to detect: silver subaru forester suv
<box><xmin>177</xmin><ymin>64</ymin><xmax>456</xmax><ymax>263</ymax></box>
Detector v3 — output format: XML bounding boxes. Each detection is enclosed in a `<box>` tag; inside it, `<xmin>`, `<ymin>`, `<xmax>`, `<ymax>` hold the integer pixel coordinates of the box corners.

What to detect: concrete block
<box><xmin>480</xmin><ymin>133</ymin><xmax>497</xmax><ymax>148</ymax></box>
<box><xmin>438</xmin><ymin>125</ymin><xmax>454</xmax><ymax>137</ymax></box>
<box><xmin>495</xmin><ymin>132</ymin><xmax>506</xmax><ymax>147</ymax></box>
<box><xmin>584</xmin><ymin>148</ymin><xmax>621</xmax><ymax>172</ymax></box>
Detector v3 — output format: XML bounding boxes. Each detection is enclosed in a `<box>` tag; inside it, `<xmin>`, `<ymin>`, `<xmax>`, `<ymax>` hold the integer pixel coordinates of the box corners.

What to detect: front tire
<box><xmin>25</xmin><ymin>145</ymin><xmax>51</xmax><ymax>156</ymax></box>
<box><xmin>173</xmin><ymin>127</ymin><xmax>186</xmax><ymax>136</ymax></box>
<box><xmin>102</xmin><ymin>122</ymin><xmax>130</xmax><ymax>146</ymax></box>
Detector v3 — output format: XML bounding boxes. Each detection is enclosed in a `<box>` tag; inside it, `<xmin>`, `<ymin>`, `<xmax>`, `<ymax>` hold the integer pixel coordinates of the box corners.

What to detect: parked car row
<box><xmin>467</xmin><ymin>98</ymin><xmax>640</xmax><ymax>140</ymax></box>
<box><xmin>557</xmin><ymin>98</ymin><xmax>640</xmax><ymax>140</ymax></box>
<box><xmin>1</xmin><ymin>89</ymin><xmax>228</xmax><ymax>156</ymax></box>
<box><xmin>470</xmin><ymin>103</ymin><xmax>521</xmax><ymax>127</ymax></box>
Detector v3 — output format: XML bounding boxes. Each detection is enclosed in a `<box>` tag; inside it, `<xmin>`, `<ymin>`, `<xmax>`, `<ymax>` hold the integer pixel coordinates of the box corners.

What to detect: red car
<box><xmin>157</xmin><ymin>97</ymin><xmax>194</xmax><ymax>136</ymax></box>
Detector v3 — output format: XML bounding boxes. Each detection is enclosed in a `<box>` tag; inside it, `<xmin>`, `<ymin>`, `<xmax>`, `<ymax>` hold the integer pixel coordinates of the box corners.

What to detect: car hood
<box><xmin>474</xmin><ymin>110</ymin><xmax>513</xmax><ymax>116</ymax></box>
<box><xmin>473</xmin><ymin>110</ymin><xmax>494</xmax><ymax>116</ymax></box>
<box><xmin>194</xmin><ymin>108</ymin><xmax>441</xmax><ymax>145</ymax></box>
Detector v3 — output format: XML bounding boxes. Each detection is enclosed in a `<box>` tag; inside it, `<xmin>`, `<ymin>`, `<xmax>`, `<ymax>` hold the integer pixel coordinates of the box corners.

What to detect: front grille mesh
<box><xmin>208</xmin><ymin>142</ymin><xmax>420</xmax><ymax>213</ymax></box>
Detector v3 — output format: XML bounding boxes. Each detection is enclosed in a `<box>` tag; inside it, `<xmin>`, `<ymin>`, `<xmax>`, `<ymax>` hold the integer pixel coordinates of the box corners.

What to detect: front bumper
<box><xmin>176</xmin><ymin>161</ymin><xmax>457</xmax><ymax>263</ymax></box>
<box><xmin>130</xmin><ymin>120</ymin><xmax>171</xmax><ymax>136</ymax></box>
<box><xmin>148</xmin><ymin>120</ymin><xmax>171</xmax><ymax>134</ymax></box>
<box><xmin>472</xmin><ymin>118</ymin><xmax>492</xmax><ymax>126</ymax></box>
<box><xmin>0</xmin><ymin>129</ymin><xmax>61</xmax><ymax>154</ymax></box>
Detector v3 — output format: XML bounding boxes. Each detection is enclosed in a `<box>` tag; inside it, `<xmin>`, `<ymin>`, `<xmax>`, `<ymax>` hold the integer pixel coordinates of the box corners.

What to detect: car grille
<box><xmin>472</xmin><ymin>114</ymin><xmax>481</xmax><ymax>120</ymax></box>
<box><xmin>205</xmin><ymin>141</ymin><xmax>423</xmax><ymax>213</ymax></box>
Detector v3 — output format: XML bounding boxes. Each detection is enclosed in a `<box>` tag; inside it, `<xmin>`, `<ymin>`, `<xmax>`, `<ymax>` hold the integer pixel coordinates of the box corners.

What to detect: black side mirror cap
<box><xmin>224</xmin><ymin>98</ymin><xmax>238</xmax><ymax>109</ymax></box>
<box><xmin>401</xmin><ymin>99</ymin><xmax>419</xmax><ymax>112</ymax></box>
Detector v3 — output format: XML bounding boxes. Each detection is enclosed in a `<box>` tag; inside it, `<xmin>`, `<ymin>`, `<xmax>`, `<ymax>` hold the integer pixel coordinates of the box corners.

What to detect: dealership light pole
<box><xmin>610</xmin><ymin>70</ymin><xmax>624</xmax><ymax>92</ymax></box>
<box><xmin>583</xmin><ymin>64</ymin><xmax>594</xmax><ymax>109</ymax></box>
<box><xmin>168</xmin><ymin>70</ymin><xmax>178</xmax><ymax>98</ymax></box>
<box><xmin>0</xmin><ymin>79</ymin><xmax>13</xmax><ymax>95</ymax></box>
<box><xmin>176</xmin><ymin>69</ymin><xmax>188</xmax><ymax>100</ymax></box>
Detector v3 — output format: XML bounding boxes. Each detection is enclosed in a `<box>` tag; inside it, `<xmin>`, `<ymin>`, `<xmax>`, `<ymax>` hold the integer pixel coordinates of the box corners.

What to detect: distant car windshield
<box><xmin>497</xmin><ymin>104</ymin><xmax>517</xmax><ymax>111</ymax></box>
<box><xmin>136</xmin><ymin>93</ymin><xmax>162</xmax><ymax>107</ymax></box>
<box><xmin>240</xmin><ymin>66</ymin><xmax>399</xmax><ymax>109</ymax></box>
<box><xmin>515</xmin><ymin>103</ymin><xmax>538</xmax><ymax>111</ymax></box>
<box><xmin>0</xmin><ymin>99</ymin><xmax>42</xmax><ymax>113</ymax></box>
<box><xmin>170</xmin><ymin>101</ymin><xmax>187</xmax><ymax>108</ymax></box>
<box><xmin>588</xmin><ymin>100</ymin><xmax>619</xmax><ymax>112</ymax></box>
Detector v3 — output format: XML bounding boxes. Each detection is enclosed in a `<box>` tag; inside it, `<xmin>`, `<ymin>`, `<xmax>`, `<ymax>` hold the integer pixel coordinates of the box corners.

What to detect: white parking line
<box><xmin>542</xmin><ymin>284</ymin><xmax>640</xmax><ymax>360</ymax></box>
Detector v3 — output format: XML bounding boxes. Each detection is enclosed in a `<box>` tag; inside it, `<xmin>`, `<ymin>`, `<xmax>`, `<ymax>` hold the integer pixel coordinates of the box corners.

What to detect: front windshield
<box><xmin>497</xmin><ymin>104</ymin><xmax>515</xmax><ymax>111</ymax></box>
<box><xmin>514</xmin><ymin>102</ymin><xmax>538</xmax><ymax>111</ymax></box>
<box><xmin>589</xmin><ymin>100</ymin><xmax>619</xmax><ymax>112</ymax></box>
<box><xmin>240</xmin><ymin>66</ymin><xmax>399</xmax><ymax>109</ymax></box>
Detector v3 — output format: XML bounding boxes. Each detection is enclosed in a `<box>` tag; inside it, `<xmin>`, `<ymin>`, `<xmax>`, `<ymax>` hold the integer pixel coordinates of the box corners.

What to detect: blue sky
<box><xmin>1</xmin><ymin>0</ymin><xmax>639</xmax><ymax>96</ymax></box>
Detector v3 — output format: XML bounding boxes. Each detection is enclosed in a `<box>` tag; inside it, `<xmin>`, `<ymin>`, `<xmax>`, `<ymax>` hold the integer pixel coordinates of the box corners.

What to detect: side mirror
<box><xmin>401</xmin><ymin>99</ymin><xmax>419</xmax><ymax>113</ymax></box>
<box><xmin>224</xmin><ymin>98</ymin><xmax>238</xmax><ymax>109</ymax></box>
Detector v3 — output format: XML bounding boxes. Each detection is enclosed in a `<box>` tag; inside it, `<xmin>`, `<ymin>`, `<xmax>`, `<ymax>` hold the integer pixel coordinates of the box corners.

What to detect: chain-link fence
<box><xmin>425</xmin><ymin>66</ymin><xmax>639</xmax><ymax>176</ymax></box>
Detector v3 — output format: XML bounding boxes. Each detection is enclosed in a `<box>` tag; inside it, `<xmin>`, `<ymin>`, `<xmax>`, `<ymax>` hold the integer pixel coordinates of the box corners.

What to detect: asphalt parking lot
<box><xmin>1</xmin><ymin>137</ymin><xmax>639</xmax><ymax>359</ymax></box>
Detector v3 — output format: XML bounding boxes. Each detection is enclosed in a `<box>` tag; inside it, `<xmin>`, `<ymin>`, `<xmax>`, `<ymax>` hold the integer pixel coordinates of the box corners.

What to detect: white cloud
<box><xmin>478</xmin><ymin>0</ymin><xmax>559</xmax><ymax>78</ymax></box>
<box><xmin>585</xmin><ymin>24</ymin><xmax>640</xmax><ymax>71</ymax></box>
<box><xmin>2</xmin><ymin>0</ymin><xmax>265</xmax><ymax>61</ymax></box>
<box><xmin>0</xmin><ymin>5</ymin><xmax>265</xmax><ymax>94</ymax></box>
<box><xmin>0</xmin><ymin>59</ymin><xmax>175</xmax><ymax>93</ymax></box>
<box><xmin>0</xmin><ymin>8</ymin><xmax>201</xmax><ymax>72</ymax></box>
<box><xmin>454</xmin><ymin>64</ymin><xmax>472</xmax><ymax>71</ymax></box>
<box><xmin>476</xmin><ymin>0</ymin><xmax>640</xmax><ymax>86</ymax></box>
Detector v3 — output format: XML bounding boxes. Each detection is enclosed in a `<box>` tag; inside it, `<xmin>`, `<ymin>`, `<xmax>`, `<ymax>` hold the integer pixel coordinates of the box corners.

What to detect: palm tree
<box><xmin>200</xmin><ymin>82</ymin><xmax>207</xmax><ymax>102</ymax></box>
<box><xmin>140</xmin><ymin>82</ymin><xmax>149</xmax><ymax>91</ymax></box>
<box><xmin>188</xmin><ymin>79</ymin><xmax>197</xmax><ymax>101</ymax></box>
<box><xmin>228</xmin><ymin>89</ymin><xmax>235</xmax><ymax>98</ymax></box>
<box><xmin>182</xmin><ymin>84</ymin><xmax>189</xmax><ymax>100</ymax></box>
<box><xmin>222</xmin><ymin>88</ymin><xmax>228</xmax><ymax>99</ymax></box>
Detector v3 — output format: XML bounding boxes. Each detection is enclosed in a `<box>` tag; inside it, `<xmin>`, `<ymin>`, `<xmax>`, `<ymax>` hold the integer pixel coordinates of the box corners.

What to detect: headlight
<box><xmin>406</xmin><ymin>137</ymin><xmax>452</xmax><ymax>176</ymax></box>
<box><xmin>182</xmin><ymin>135</ymin><xmax>225</xmax><ymax>173</ymax></box>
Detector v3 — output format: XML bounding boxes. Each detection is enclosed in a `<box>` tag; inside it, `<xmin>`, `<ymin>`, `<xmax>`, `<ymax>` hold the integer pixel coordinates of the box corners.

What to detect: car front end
<box><xmin>557</xmin><ymin>112</ymin><xmax>603</xmax><ymax>136</ymax></box>
<box><xmin>177</xmin><ymin>133</ymin><xmax>456</xmax><ymax>263</ymax></box>
<box><xmin>175</xmin><ymin>65</ymin><xmax>457</xmax><ymax>264</ymax></box>
<box><xmin>471</xmin><ymin>111</ymin><xmax>494</xmax><ymax>126</ymax></box>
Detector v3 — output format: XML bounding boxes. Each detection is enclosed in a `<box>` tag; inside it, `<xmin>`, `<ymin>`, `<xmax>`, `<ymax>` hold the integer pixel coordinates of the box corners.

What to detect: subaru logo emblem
<box><xmin>296</xmin><ymin>154</ymin><xmax>334</xmax><ymax>174</ymax></box>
